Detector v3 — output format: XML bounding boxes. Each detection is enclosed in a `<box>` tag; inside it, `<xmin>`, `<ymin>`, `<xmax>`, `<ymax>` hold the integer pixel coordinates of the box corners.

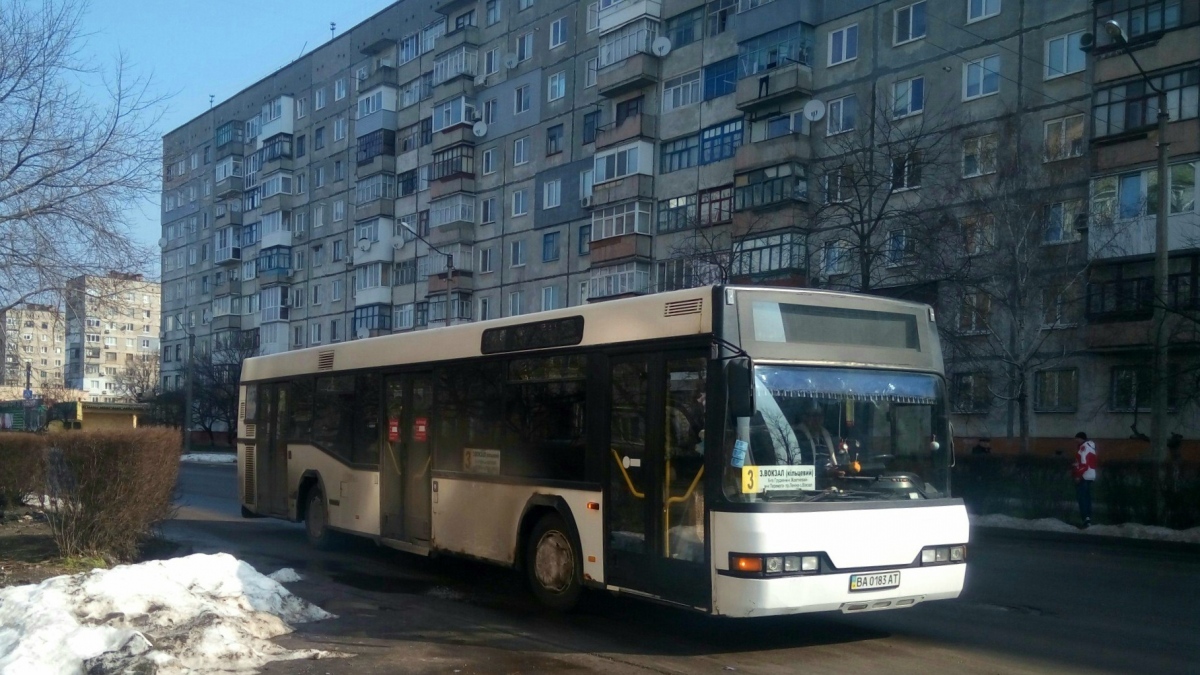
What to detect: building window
<box><xmin>893</xmin><ymin>76</ymin><xmax>925</xmax><ymax>118</ymax></box>
<box><xmin>548</xmin><ymin>72</ymin><xmax>566</xmax><ymax>101</ymax></box>
<box><xmin>514</xmin><ymin>136</ymin><xmax>530</xmax><ymax>165</ymax></box>
<box><xmin>828</xmin><ymin>24</ymin><xmax>858</xmax><ymax>66</ymax></box>
<box><xmin>482</xmin><ymin>148</ymin><xmax>497</xmax><ymax>174</ymax></box>
<box><xmin>486</xmin><ymin>0</ymin><xmax>501</xmax><ymax>25</ymax></box>
<box><xmin>662</xmin><ymin>71</ymin><xmax>702</xmax><ymax>113</ymax></box>
<box><xmin>335</xmin><ymin>78</ymin><xmax>347</xmax><ymax>101</ymax></box>
<box><xmin>482</xmin><ymin>196</ymin><xmax>497</xmax><ymax>224</ymax></box>
<box><xmin>707</xmin><ymin>0</ymin><xmax>736</xmax><ymax>37</ymax></box>
<box><xmin>456</xmin><ymin>10</ymin><xmax>476</xmax><ymax>30</ymax></box>
<box><xmin>704</xmin><ymin>57</ymin><xmax>738</xmax><ymax>100</ymax></box>
<box><xmin>666</xmin><ymin>6</ymin><xmax>703</xmax><ymax>49</ymax></box>
<box><xmin>700</xmin><ymin>119</ymin><xmax>743</xmax><ymax>164</ymax></box>
<box><xmin>1044</xmin><ymin>115</ymin><xmax>1085</xmax><ymax>161</ymax></box>
<box><xmin>962</xmin><ymin>134</ymin><xmax>998</xmax><ymax>177</ymax></box>
<box><xmin>1096</xmin><ymin>1</ymin><xmax>1181</xmax><ymax>41</ymax></box>
<box><xmin>964</xmin><ymin>55</ymin><xmax>1000</xmax><ymax>100</ymax></box>
<box><xmin>732</xmin><ymin>232</ymin><xmax>805</xmax><ymax>276</ymax></box>
<box><xmin>546</xmin><ymin>125</ymin><xmax>564</xmax><ymax>155</ymax></box>
<box><xmin>1033</xmin><ymin>369</ymin><xmax>1078</xmax><ymax>413</ymax></box>
<box><xmin>483</xmin><ymin>98</ymin><xmax>497</xmax><ymax>124</ymax></box>
<box><xmin>886</xmin><ymin>228</ymin><xmax>916</xmax><ymax>265</ymax></box>
<box><xmin>660</xmin><ymin>134</ymin><xmax>699</xmax><ymax>173</ymax></box>
<box><xmin>578</xmin><ymin>225</ymin><xmax>591</xmax><ymax>255</ymax></box>
<box><xmin>891</xmin><ymin>152</ymin><xmax>921</xmax><ymax>190</ymax></box>
<box><xmin>515</xmin><ymin>84</ymin><xmax>531</xmax><ymax>113</ymax></box>
<box><xmin>314</xmin><ymin>88</ymin><xmax>326</xmax><ymax>110</ymax></box>
<box><xmin>479</xmin><ymin>247</ymin><xmax>494</xmax><ymax>273</ymax></box>
<box><xmin>962</xmin><ymin>213</ymin><xmax>996</xmax><ymax>254</ymax></box>
<box><xmin>585</xmin><ymin>57</ymin><xmax>598</xmax><ymax>88</ymax></box>
<box><xmin>1043</xmin><ymin>200</ymin><xmax>1083</xmax><ymax>244</ymax></box>
<box><xmin>587</xmin><ymin>2</ymin><xmax>599</xmax><ymax>31</ymax></box>
<box><xmin>509</xmin><ymin>291</ymin><xmax>524</xmax><ymax>316</ymax></box>
<box><xmin>738</xmin><ymin>23</ymin><xmax>812</xmax><ymax>79</ymax></box>
<box><xmin>958</xmin><ymin>292</ymin><xmax>991</xmax><ymax>333</ymax></box>
<box><xmin>658</xmin><ymin>194</ymin><xmax>697</xmax><ymax>232</ymax></box>
<box><xmin>967</xmin><ymin>0</ymin><xmax>1000</xmax><ymax>23</ymax></box>
<box><xmin>699</xmin><ymin>185</ymin><xmax>734</xmax><ymax>225</ymax></box>
<box><xmin>736</xmin><ymin>163</ymin><xmax>806</xmax><ymax>210</ymax></box>
<box><xmin>542</xmin><ymin>231</ymin><xmax>560</xmax><ymax>262</ymax></box>
<box><xmin>512</xmin><ymin>189</ymin><xmax>529</xmax><ymax>216</ymax></box>
<box><xmin>544</xmin><ymin>179</ymin><xmax>561</xmax><ymax>208</ymax></box>
<box><xmin>583</xmin><ymin>110</ymin><xmax>602</xmax><ymax>144</ymax></box>
<box><xmin>1092</xmin><ymin>66</ymin><xmax>1199</xmax><ymax>138</ymax></box>
<box><xmin>542</xmin><ymin>285</ymin><xmax>562</xmax><ymax>310</ymax></box>
<box><xmin>1110</xmin><ymin>365</ymin><xmax>1175</xmax><ymax>412</ymax></box>
<box><xmin>589</xmin><ymin>261</ymin><xmax>651</xmax><ymax>298</ymax></box>
<box><xmin>594</xmin><ymin>143</ymin><xmax>641</xmax><ymax>183</ymax></box>
<box><xmin>826</xmin><ymin>95</ymin><xmax>857</xmax><ymax>135</ymax></box>
<box><xmin>822</xmin><ymin>240</ymin><xmax>850</xmax><ymax>276</ymax></box>
<box><xmin>1045</xmin><ymin>31</ymin><xmax>1085</xmax><ymax>79</ymax></box>
<box><xmin>592</xmin><ymin>201</ymin><xmax>652</xmax><ymax>240</ymax></box>
<box><xmin>952</xmin><ymin>372</ymin><xmax>991</xmax><ymax>413</ymax></box>
<box><xmin>517</xmin><ymin>32</ymin><xmax>534</xmax><ymax>62</ymax></box>
<box><xmin>550</xmin><ymin>17</ymin><xmax>567</xmax><ymax>48</ymax></box>
<box><xmin>894</xmin><ymin>2</ymin><xmax>927</xmax><ymax>44</ymax></box>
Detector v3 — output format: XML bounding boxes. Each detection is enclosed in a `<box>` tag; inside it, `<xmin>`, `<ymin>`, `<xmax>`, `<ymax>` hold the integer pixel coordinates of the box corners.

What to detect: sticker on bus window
<box><xmin>414</xmin><ymin>417</ymin><xmax>428</xmax><ymax>442</ymax></box>
<box><xmin>388</xmin><ymin>418</ymin><xmax>400</xmax><ymax>442</ymax></box>
<box><xmin>731</xmin><ymin>439</ymin><xmax>748</xmax><ymax>468</ymax></box>
<box><xmin>741</xmin><ymin>465</ymin><xmax>815</xmax><ymax>494</ymax></box>
<box><xmin>464</xmin><ymin>448</ymin><xmax>501</xmax><ymax>475</ymax></box>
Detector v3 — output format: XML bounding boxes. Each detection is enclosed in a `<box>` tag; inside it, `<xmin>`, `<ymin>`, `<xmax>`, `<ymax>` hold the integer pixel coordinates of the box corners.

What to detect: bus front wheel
<box><xmin>526</xmin><ymin>513</ymin><xmax>582</xmax><ymax>611</ymax></box>
<box><xmin>305</xmin><ymin>489</ymin><xmax>336</xmax><ymax>550</ymax></box>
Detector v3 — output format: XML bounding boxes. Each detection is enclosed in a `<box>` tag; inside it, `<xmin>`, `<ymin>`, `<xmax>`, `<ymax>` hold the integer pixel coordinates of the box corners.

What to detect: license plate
<box><xmin>849</xmin><ymin>571</ymin><xmax>900</xmax><ymax>592</ymax></box>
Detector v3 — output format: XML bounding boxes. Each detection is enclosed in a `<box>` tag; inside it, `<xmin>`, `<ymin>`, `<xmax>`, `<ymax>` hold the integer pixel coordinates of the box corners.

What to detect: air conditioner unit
<box><xmin>581</xmin><ymin>196</ymin><xmax>593</xmax><ymax>208</ymax></box>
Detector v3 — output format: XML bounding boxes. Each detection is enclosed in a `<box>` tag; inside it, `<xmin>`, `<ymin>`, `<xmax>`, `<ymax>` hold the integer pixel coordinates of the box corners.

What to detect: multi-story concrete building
<box><xmin>64</xmin><ymin>273</ymin><xmax>161</xmax><ymax>402</ymax></box>
<box><xmin>160</xmin><ymin>0</ymin><xmax>1199</xmax><ymax>455</ymax></box>
<box><xmin>1</xmin><ymin>303</ymin><xmax>66</xmax><ymax>393</ymax></box>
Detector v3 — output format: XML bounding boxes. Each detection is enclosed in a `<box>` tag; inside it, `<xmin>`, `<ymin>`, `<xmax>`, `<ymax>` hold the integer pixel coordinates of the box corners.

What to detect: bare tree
<box><xmin>188</xmin><ymin>333</ymin><xmax>258</xmax><ymax>445</ymax></box>
<box><xmin>113</xmin><ymin>356</ymin><xmax>160</xmax><ymax>403</ymax></box>
<box><xmin>810</xmin><ymin>88</ymin><xmax>967</xmax><ymax>293</ymax></box>
<box><xmin>0</xmin><ymin>0</ymin><xmax>163</xmax><ymax>315</ymax></box>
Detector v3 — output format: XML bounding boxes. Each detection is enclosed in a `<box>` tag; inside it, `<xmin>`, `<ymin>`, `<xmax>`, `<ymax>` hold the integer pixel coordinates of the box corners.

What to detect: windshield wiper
<box><xmin>804</xmin><ymin>488</ymin><xmax>884</xmax><ymax>502</ymax></box>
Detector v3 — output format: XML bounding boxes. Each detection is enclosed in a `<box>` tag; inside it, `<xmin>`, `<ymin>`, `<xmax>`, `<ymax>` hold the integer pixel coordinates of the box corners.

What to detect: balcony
<box><xmin>355</xmin><ymin>198</ymin><xmax>396</xmax><ymax>221</ymax></box>
<box><xmin>598</xmin><ymin>52</ymin><xmax>659</xmax><ymax>98</ymax></box>
<box><xmin>735</xmin><ymin>62</ymin><xmax>813</xmax><ymax>111</ymax></box>
<box><xmin>361</xmin><ymin>65</ymin><xmax>398</xmax><ymax>92</ymax></box>
<box><xmin>428</xmin><ymin>269</ymin><xmax>474</xmax><ymax>293</ymax></box>
<box><xmin>435</xmin><ymin>0</ymin><xmax>474</xmax><ymax>14</ymax></box>
<box><xmin>434</xmin><ymin>48</ymin><xmax>479</xmax><ymax>87</ymax></box>
<box><xmin>357</xmin><ymin>153</ymin><xmax>397</xmax><ymax>176</ymax></box>
<box><xmin>210</xmin><ymin>314</ymin><xmax>241</xmax><ymax>332</ymax></box>
<box><xmin>215</xmin><ymin>176</ymin><xmax>243</xmax><ymax>198</ymax></box>
<box><xmin>592</xmin><ymin>173</ymin><xmax>654</xmax><ymax>208</ymax></box>
<box><xmin>1088</xmin><ymin>213</ymin><xmax>1200</xmax><ymax>261</ymax></box>
<box><xmin>430</xmin><ymin>176</ymin><xmax>476</xmax><ymax>200</ymax></box>
<box><xmin>261</xmin><ymin>305</ymin><xmax>290</xmax><ymax>323</ymax></box>
<box><xmin>595</xmin><ymin>113</ymin><xmax>657</xmax><ymax>150</ymax></box>
<box><xmin>214</xmin><ymin>207</ymin><xmax>243</xmax><ymax>226</ymax></box>
<box><xmin>214</xmin><ymin>247</ymin><xmax>241</xmax><ymax>265</ymax></box>
<box><xmin>258</xmin><ymin>267</ymin><xmax>290</xmax><ymax>287</ymax></box>
<box><xmin>213</xmin><ymin>277</ymin><xmax>239</xmax><ymax>297</ymax></box>
<box><xmin>432</xmin><ymin>125</ymin><xmax>476</xmax><ymax>151</ymax></box>
<box><xmin>735</xmin><ymin>133</ymin><xmax>810</xmax><ymax>173</ymax></box>
<box><xmin>589</xmin><ymin>232</ymin><xmax>652</xmax><ymax>265</ymax></box>
<box><xmin>437</xmin><ymin>27</ymin><xmax>481</xmax><ymax>57</ymax></box>
<box><xmin>259</xmin><ymin>193</ymin><xmax>292</xmax><ymax>214</ymax></box>
<box><xmin>355</xmin><ymin>286</ymin><xmax>392</xmax><ymax>308</ymax></box>
<box><xmin>598</xmin><ymin>0</ymin><xmax>662</xmax><ymax>34</ymax></box>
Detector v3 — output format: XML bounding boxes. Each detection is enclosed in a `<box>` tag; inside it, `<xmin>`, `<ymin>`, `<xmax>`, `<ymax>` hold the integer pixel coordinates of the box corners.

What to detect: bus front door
<box><xmin>380</xmin><ymin>373</ymin><xmax>433</xmax><ymax>546</ymax></box>
<box><xmin>605</xmin><ymin>353</ymin><xmax>709</xmax><ymax>609</ymax></box>
<box><xmin>256</xmin><ymin>383</ymin><xmax>289</xmax><ymax>518</ymax></box>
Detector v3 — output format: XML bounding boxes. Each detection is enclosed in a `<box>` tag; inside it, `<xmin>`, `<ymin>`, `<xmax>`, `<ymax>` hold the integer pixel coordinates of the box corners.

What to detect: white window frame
<box><xmin>967</xmin><ymin>0</ymin><xmax>1000</xmax><ymax>23</ymax></box>
<box><xmin>1044</xmin><ymin>31</ymin><xmax>1085</xmax><ymax>80</ymax></box>
<box><xmin>544</xmin><ymin>179</ymin><xmax>562</xmax><ymax>208</ymax></box>
<box><xmin>586</xmin><ymin>57</ymin><xmax>599</xmax><ymax>88</ymax></box>
<box><xmin>1043</xmin><ymin>114</ymin><xmax>1085</xmax><ymax>162</ymax></box>
<box><xmin>826</xmin><ymin>95</ymin><xmax>857</xmax><ymax>135</ymax></box>
<box><xmin>963</xmin><ymin>54</ymin><xmax>1000</xmax><ymax>101</ymax></box>
<box><xmin>894</xmin><ymin>2</ymin><xmax>926</xmax><ymax>45</ymax></box>
<box><xmin>315</xmin><ymin>88</ymin><xmax>326</xmax><ymax>110</ymax></box>
<box><xmin>514</xmin><ymin>136</ymin><xmax>530</xmax><ymax>165</ymax></box>
<box><xmin>512</xmin><ymin>188</ymin><xmax>529</xmax><ymax>216</ymax></box>
<box><xmin>893</xmin><ymin>76</ymin><xmax>925</xmax><ymax>118</ymax></box>
<box><xmin>550</xmin><ymin>17</ymin><xmax>567</xmax><ymax>48</ymax></box>
<box><xmin>662</xmin><ymin>70</ymin><xmax>702</xmax><ymax>113</ymax></box>
<box><xmin>334</xmin><ymin>78</ymin><xmax>347</xmax><ymax>101</ymax></box>
<box><xmin>828</xmin><ymin>24</ymin><xmax>858</xmax><ymax>66</ymax></box>
<box><xmin>483</xmin><ymin>148</ymin><xmax>497</xmax><ymax>175</ymax></box>
<box><xmin>548</xmin><ymin>71</ymin><xmax>567</xmax><ymax>101</ymax></box>
<box><xmin>515</xmin><ymin>84</ymin><xmax>531</xmax><ymax>113</ymax></box>
<box><xmin>962</xmin><ymin>134</ymin><xmax>998</xmax><ymax>178</ymax></box>
<box><xmin>510</xmin><ymin>239</ymin><xmax>526</xmax><ymax>267</ymax></box>
<box><xmin>587</xmin><ymin>2</ymin><xmax>599</xmax><ymax>32</ymax></box>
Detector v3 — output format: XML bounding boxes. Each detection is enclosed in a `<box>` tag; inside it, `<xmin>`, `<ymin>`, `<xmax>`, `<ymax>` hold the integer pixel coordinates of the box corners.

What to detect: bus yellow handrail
<box><xmin>666</xmin><ymin>466</ymin><xmax>704</xmax><ymax>506</ymax></box>
<box><xmin>610</xmin><ymin>448</ymin><xmax>645</xmax><ymax>499</ymax></box>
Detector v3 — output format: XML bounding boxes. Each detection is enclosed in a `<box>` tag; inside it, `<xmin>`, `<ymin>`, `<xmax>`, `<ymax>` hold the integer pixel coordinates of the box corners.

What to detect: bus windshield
<box><xmin>723</xmin><ymin>366</ymin><xmax>950</xmax><ymax>503</ymax></box>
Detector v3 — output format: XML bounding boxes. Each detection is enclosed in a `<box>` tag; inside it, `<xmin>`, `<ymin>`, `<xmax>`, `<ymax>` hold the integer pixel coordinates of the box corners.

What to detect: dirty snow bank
<box><xmin>180</xmin><ymin>453</ymin><xmax>238</xmax><ymax>465</ymax></box>
<box><xmin>266</xmin><ymin>568</ymin><xmax>303</xmax><ymax>583</ymax></box>
<box><xmin>0</xmin><ymin>553</ymin><xmax>340</xmax><ymax>674</ymax></box>
<box><xmin>972</xmin><ymin>513</ymin><xmax>1200</xmax><ymax>544</ymax></box>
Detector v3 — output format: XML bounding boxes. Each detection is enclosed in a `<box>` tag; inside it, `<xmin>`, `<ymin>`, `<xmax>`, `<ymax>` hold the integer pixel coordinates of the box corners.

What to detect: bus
<box><xmin>237</xmin><ymin>285</ymin><xmax>968</xmax><ymax>616</ymax></box>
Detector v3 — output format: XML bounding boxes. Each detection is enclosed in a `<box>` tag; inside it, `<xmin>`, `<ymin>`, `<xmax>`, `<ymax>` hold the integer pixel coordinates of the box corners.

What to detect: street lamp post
<box><xmin>399</xmin><ymin>221</ymin><xmax>455</xmax><ymax>328</ymax></box>
<box><xmin>1104</xmin><ymin>20</ymin><xmax>1171</xmax><ymax>462</ymax></box>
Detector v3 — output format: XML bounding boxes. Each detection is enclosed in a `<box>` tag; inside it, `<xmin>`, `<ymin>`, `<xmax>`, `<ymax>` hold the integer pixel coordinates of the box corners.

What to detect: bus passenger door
<box><xmin>257</xmin><ymin>383</ymin><xmax>289</xmax><ymax>518</ymax></box>
<box><xmin>379</xmin><ymin>373</ymin><xmax>433</xmax><ymax>545</ymax></box>
<box><xmin>605</xmin><ymin>353</ymin><xmax>709</xmax><ymax>608</ymax></box>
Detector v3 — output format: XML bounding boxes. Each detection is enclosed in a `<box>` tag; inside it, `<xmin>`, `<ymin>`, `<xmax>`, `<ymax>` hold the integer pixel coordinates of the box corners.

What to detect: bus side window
<box><xmin>353</xmin><ymin>374</ymin><xmax>381</xmax><ymax>467</ymax></box>
<box><xmin>286</xmin><ymin>378</ymin><xmax>314</xmax><ymax>440</ymax></box>
<box><xmin>244</xmin><ymin>384</ymin><xmax>257</xmax><ymax>421</ymax></box>
<box><xmin>312</xmin><ymin>375</ymin><xmax>355</xmax><ymax>463</ymax></box>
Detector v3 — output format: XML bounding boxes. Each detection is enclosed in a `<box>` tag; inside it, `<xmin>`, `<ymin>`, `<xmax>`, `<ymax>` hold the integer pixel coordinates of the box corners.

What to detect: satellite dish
<box><xmin>157</xmin><ymin>238</ymin><xmax>167</xmax><ymax>249</ymax></box>
<box><xmin>472</xmin><ymin>121</ymin><xmax>489</xmax><ymax>137</ymax></box>
<box><xmin>356</xmin><ymin>237</ymin><xmax>372</xmax><ymax>253</ymax></box>
<box><xmin>651</xmin><ymin>36</ymin><xmax>672</xmax><ymax>57</ymax></box>
<box><xmin>503</xmin><ymin>53</ymin><xmax>519</xmax><ymax>69</ymax></box>
<box><xmin>803</xmin><ymin>99</ymin><xmax>826</xmax><ymax>122</ymax></box>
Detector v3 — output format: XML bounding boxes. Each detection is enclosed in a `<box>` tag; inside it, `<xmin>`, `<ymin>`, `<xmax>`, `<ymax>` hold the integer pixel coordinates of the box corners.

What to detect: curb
<box><xmin>970</xmin><ymin>524</ymin><xmax>1200</xmax><ymax>553</ymax></box>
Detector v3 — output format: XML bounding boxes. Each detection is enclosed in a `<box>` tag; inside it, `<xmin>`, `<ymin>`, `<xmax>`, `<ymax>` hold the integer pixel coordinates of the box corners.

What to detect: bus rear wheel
<box><xmin>305</xmin><ymin>489</ymin><xmax>336</xmax><ymax>550</ymax></box>
<box><xmin>526</xmin><ymin>513</ymin><xmax>582</xmax><ymax>611</ymax></box>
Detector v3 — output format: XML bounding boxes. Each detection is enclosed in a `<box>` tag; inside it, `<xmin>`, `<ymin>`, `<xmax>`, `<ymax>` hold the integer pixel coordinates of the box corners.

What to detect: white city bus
<box><xmin>238</xmin><ymin>285</ymin><xmax>968</xmax><ymax>616</ymax></box>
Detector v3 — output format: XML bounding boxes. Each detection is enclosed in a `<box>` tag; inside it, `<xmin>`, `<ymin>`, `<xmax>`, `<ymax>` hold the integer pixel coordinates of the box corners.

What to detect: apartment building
<box><xmin>0</xmin><ymin>303</ymin><xmax>66</xmax><ymax>393</ymax></box>
<box><xmin>160</xmin><ymin>0</ymin><xmax>1199</xmax><ymax>453</ymax></box>
<box><xmin>64</xmin><ymin>273</ymin><xmax>162</xmax><ymax>402</ymax></box>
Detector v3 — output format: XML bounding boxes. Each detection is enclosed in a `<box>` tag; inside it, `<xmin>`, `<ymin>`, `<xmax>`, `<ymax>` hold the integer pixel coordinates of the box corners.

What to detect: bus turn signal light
<box><xmin>586</xmin><ymin>502</ymin><xmax>600</xmax><ymax>510</ymax></box>
<box><xmin>732</xmin><ymin>555</ymin><xmax>762</xmax><ymax>573</ymax></box>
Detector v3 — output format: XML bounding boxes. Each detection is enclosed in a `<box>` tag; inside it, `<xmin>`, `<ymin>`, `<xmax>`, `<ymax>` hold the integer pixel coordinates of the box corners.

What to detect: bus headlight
<box><xmin>950</xmin><ymin>545</ymin><xmax>966</xmax><ymax>561</ymax></box>
<box><xmin>921</xmin><ymin>546</ymin><xmax>967</xmax><ymax>565</ymax></box>
<box><xmin>764</xmin><ymin>556</ymin><xmax>783</xmax><ymax>574</ymax></box>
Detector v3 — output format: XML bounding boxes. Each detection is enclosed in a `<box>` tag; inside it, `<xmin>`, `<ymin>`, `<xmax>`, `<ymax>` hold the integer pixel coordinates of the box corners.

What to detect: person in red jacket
<box><xmin>1072</xmin><ymin>432</ymin><xmax>1098</xmax><ymax>527</ymax></box>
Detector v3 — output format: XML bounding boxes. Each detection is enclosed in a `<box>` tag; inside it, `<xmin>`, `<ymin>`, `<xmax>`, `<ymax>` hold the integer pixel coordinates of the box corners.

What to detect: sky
<box><xmin>80</xmin><ymin>0</ymin><xmax>398</xmax><ymax>262</ymax></box>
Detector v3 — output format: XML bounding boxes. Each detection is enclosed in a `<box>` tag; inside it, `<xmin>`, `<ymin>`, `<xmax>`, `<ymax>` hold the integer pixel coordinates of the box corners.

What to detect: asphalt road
<box><xmin>168</xmin><ymin>463</ymin><xmax>1200</xmax><ymax>675</ymax></box>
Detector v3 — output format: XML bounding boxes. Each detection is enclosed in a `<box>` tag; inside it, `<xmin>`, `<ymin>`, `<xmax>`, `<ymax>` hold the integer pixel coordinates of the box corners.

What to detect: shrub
<box><xmin>44</xmin><ymin>428</ymin><xmax>182</xmax><ymax>561</ymax></box>
<box><xmin>0</xmin><ymin>433</ymin><xmax>47</xmax><ymax>513</ymax></box>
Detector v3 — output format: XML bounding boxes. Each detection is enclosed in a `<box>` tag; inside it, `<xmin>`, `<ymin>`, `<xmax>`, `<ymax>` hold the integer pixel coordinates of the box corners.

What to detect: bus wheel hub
<box><xmin>534</xmin><ymin>531</ymin><xmax>572</xmax><ymax>592</ymax></box>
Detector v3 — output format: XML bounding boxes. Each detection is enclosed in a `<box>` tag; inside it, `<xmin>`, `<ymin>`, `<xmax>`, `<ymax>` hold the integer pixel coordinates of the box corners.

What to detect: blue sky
<box><xmin>82</xmin><ymin>0</ymin><xmax>396</xmax><ymax>258</ymax></box>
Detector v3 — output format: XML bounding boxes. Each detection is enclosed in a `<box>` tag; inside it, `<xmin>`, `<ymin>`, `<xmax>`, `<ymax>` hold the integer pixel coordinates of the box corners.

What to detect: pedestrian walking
<box><xmin>1072</xmin><ymin>432</ymin><xmax>1098</xmax><ymax>528</ymax></box>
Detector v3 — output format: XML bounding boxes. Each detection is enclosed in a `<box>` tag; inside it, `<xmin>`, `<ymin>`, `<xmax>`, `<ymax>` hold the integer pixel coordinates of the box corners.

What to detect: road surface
<box><xmin>168</xmin><ymin>463</ymin><xmax>1200</xmax><ymax>674</ymax></box>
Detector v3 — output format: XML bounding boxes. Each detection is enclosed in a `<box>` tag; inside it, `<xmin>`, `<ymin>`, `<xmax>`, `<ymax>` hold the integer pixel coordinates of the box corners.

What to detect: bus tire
<box><xmin>305</xmin><ymin>489</ymin><xmax>336</xmax><ymax>551</ymax></box>
<box><xmin>525</xmin><ymin>513</ymin><xmax>582</xmax><ymax>611</ymax></box>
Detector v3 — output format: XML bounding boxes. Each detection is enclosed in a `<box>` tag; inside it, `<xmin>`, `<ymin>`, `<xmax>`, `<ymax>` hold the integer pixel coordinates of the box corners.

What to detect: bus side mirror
<box><xmin>727</xmin><ymin>357</ymin><xmax>755</xmax><ymax>418</ymax></box>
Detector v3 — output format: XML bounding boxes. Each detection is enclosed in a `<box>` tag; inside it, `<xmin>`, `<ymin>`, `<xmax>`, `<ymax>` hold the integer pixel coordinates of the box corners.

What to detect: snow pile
<box><xmin>972</xmin><ymin>513</ymin><xmax>1200</xmax><ymax>544</ymax></box>
<box><xmin>267</xmin><ymin>568</ymin><xmax>303</xmax><ymax>583</ymax></box>
<box><xmin>180</xmin><ymin>453</ymin><xmax>239</xmax><ymax>465</ymax></box>
<box><xmin>0</xmin><ymin>553</ymin><xmax>339</xmax><ymax>674</ymax></box>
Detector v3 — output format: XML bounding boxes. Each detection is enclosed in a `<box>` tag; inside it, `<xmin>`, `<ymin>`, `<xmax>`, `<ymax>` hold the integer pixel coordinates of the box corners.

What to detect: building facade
<box><xmin>64</xmin><ymin>273</ymin><xmax>162</xmax><ymax>403</ymax></box>
<box><xmin>1</xmin><ymin>303</ymin><xmax>66</xmax><ymax>394</ymax></box>
<box><xmin>160</xmin><ymin>0</ymin><xmax>1200</xmax><ymax>456</ymax></box>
